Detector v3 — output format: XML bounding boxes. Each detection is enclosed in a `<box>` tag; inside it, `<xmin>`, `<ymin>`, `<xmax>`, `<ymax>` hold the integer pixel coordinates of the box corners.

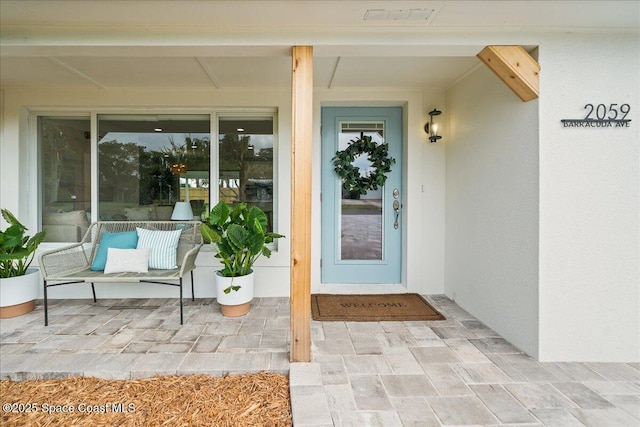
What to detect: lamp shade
<box><xmin>171</xmin><ymin>202</ymin><xmax>194</xmax><ymax>220</ymax></box>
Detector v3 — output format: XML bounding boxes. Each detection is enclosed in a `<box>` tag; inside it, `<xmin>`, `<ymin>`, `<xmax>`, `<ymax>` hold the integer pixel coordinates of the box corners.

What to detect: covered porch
<box><xmin>1</xmin><ymin>0</ymin><xmax>638</xmax><ymax>369</ymax></box>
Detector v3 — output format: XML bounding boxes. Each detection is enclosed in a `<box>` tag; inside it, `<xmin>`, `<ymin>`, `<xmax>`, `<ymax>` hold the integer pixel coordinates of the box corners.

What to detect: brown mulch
<box><xmin>1</xmin><ymin>372</ymin><xmax>292</xmax><ymax>427</ymax></box>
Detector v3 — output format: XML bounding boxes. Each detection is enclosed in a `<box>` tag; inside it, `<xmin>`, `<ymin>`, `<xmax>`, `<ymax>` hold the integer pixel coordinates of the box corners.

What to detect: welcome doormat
<box><xmin>311</xmin><ymin>293</ymin><xmax>445</xmax><ymax>321</ymax></box>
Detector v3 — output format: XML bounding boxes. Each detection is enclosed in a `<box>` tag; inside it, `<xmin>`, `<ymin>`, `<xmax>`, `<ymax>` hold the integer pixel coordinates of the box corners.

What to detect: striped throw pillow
<box><xmin>136</xmin><ymin>228</ymin><xmax>182</xmax><ymax>269</ymax></box>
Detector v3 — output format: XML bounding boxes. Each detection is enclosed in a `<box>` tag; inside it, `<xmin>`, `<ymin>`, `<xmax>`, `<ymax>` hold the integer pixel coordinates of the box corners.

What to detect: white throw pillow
<box><xmin>103</xmin><ymin>248</ymin><xmax>150</xmax><ymax>274</ymax></box>
<box><xmin>136</xmin><ymin>228</ymin><xmax>182</xmax><ymax>269</ymax></box>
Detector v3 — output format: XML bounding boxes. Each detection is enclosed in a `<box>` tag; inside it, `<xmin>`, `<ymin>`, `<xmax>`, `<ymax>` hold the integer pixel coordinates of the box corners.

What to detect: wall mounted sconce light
<box><xmin>424</xmin><ymin>108</ymin><xmax>442</xmax><ymax>143</ymax></box>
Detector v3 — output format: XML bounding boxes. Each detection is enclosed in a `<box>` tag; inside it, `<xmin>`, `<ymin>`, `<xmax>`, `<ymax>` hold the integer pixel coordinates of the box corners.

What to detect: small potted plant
<box><xmin>201</xmin><ymin>201</ymin><xmax>284</xmax><ymax>316</ymax></box>
<box><xmin>0</xmin><ymin>209</ymin><xmax>46</xmax><ymax>318</ymax></box>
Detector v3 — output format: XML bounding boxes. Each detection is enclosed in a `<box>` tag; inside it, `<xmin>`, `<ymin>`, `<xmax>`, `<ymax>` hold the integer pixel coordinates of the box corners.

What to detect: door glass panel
<box><xmin>339</xmin><ymin>122</ymin><xmax>384</xmax><ymax>260</ymax></box>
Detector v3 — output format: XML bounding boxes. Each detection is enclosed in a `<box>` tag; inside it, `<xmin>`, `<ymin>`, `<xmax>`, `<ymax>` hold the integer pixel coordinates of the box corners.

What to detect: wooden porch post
<box><xmin>290</xmin><ymin>45</ymin><xmax>313</xmax><ymax>362</ymax></box>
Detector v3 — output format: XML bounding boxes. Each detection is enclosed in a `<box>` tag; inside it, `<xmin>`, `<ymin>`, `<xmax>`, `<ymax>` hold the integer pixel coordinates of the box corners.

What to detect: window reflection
<box><xmin>40</xmin><ymin>117</ymin><xmax>91</xmax><ymax>242</ymax></box>
<box><xmin>97</xmin><ymin>115</ymin><xmax>210</xmax><ymax>221</ymax></box>
<box><xmin>218</xmin><ymin>117</ymin><xmax>274</xmax><ymax>231</ymax></box>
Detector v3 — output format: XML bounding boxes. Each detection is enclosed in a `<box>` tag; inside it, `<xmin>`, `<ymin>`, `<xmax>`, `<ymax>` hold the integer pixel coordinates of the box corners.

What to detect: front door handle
<box><xmin>393</xmin><ymin>200</ymin><xmax>400</xmax><ymax>229</ymax></box>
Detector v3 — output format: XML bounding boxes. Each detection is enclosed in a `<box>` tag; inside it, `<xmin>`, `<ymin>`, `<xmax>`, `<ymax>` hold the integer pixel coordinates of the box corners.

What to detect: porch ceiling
<box><xmin>1</xmin><ymin>1</ymin><xmax>637</xmax><ymax>90</ymax></box>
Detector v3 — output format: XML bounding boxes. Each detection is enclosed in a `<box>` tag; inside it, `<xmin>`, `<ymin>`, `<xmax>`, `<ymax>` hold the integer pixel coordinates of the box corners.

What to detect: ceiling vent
<box><xmin>364</xmin><ymin>8</ymin><xmax>434</xmax><ymax>21</ymax></box>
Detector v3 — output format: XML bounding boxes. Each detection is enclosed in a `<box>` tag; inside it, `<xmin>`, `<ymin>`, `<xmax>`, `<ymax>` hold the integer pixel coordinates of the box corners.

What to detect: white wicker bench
<box><xmin>38</xmin><ymin>221</ymin><xmax>203</xmax><ymax>326</ymax></box>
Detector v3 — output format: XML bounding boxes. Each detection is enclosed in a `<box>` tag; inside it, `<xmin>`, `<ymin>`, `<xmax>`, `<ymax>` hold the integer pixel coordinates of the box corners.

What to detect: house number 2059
<box><xmin>584</xmin><ymin>103</ymin><xmax>631</xmax><ymax>120</ymax></box>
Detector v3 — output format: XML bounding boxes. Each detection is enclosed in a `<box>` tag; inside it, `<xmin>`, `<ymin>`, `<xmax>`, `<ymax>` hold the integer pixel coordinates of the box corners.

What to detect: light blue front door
<box><xmin>321</xmin><ymin>107</ymin><xmax>403</xmax><ymax>284</ymax></box>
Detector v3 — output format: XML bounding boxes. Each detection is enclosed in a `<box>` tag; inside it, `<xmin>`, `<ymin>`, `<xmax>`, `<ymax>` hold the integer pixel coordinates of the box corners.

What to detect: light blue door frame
<box><xmin>321</xmin><ymin>107</ymin><xmax>403</xmax><ymax>284</ymax></box>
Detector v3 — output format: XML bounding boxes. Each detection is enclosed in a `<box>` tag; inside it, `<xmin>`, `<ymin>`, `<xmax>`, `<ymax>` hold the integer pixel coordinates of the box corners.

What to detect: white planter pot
<box><xmin>0</xmin><ymin>268</ymin><xmax>40</xmax><ymax>318</ymax></box>
<box><xmin>215</xmin><ymin>270</ymin><xmax>254</xmax><ymax>316</ymax></box>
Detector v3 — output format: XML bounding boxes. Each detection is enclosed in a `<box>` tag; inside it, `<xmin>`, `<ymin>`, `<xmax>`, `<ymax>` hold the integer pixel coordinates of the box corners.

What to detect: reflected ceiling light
<box><xmin>237</xmin><ymin>128</ymin><xmax>245</xmax><ymax>132</ymax></box>
<box><xmin>424</xmin><ymin>108</ymin><xmax>442</xmax><ymax>143</ymax></box>
<box><xmin>154</xmin><ymin>128</ymin><xmax>163</xmax><ymax>132</ymax></box>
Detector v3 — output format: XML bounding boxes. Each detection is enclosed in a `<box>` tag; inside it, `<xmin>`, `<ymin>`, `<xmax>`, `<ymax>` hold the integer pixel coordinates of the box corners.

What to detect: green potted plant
<box><xmin>201</xmin><ymin>201</ymin><xmax>284</xmax><ymax>316</ymax></box>
<box><xmin>0</xmin><ymin>209</ymin><xmax>46</xmax><ymax>318</ymax></box>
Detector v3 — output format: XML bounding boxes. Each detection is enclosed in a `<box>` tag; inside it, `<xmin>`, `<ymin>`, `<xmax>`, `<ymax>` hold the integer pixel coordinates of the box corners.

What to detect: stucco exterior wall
<box><xmin>445</xmin><ymin>63</ymin><xmax>540</xmax><ymax>358</ymax></box>
<box><xmin>538</xmin><ymin>33</ymin><xmax>640</xmax><ymax>362</ymax></box>
<box><xmin>446</xmin><ymin>32</ymin><xmax>639</xmax><ymax>362</ymax></box>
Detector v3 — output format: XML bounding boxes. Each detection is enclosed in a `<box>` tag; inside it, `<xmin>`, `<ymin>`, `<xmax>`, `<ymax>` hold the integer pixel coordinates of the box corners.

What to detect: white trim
<box><xmin>211</xmin><ymin>114</ymin><xmax>220</xmax><ymax>207</ymax></box>
<box><xmin>90</xmin><ymin>111</ymin><xmax>98</xmax><ymax>222</ymax></box>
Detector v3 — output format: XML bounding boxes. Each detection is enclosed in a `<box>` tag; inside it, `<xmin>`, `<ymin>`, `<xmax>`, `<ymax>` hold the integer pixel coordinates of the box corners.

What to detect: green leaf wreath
<box><xmin>332</xmin><ymin>135</ymin><xmax>395</xmax><ymax>198</ymax></box>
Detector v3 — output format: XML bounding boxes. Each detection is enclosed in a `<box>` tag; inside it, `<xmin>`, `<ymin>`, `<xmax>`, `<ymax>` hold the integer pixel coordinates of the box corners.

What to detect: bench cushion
<box><xmin>136</xmin><ymin>228</ymin><xmax>182</xmax><ymax>269</ymax></box>
<box><xmin>104</xmin><ymin>248</ymin><xmax>150</xmax><ymax>274</ymax></box>
<box><xmin>91</xmin><ymin>231</ymin><xmax>139</xmax><ymax>271</ymax></box>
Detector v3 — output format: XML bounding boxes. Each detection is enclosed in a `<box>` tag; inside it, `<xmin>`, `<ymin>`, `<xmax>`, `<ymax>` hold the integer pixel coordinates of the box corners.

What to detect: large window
<box><xmin>38</xmin><ymin>111</ymin><xmax>277</xmax><ymax>242</ymax></box>
<box><xmin>97</xmin><ymin>114</ymin><xmax>210</xmax><ymax>221</ymax></box>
